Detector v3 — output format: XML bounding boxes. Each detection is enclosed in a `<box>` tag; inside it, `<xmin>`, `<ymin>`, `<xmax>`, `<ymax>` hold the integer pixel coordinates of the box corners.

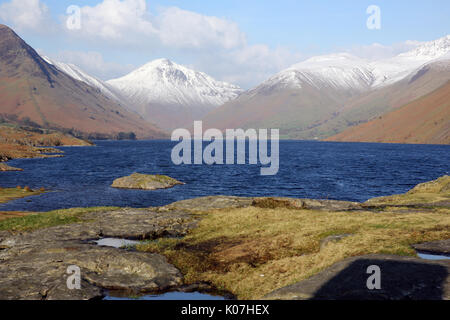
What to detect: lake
<box><xmin>0</xmin><ymin>140</ymin><xmax>449</xmax><ymax>212</ymax></box>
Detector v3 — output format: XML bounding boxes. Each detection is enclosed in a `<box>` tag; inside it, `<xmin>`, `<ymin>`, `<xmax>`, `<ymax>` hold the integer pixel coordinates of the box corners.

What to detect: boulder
<box><xmin>111</xmin><ymin>173</ymin><xmax>184</xmax><ymax>190</ymax></box>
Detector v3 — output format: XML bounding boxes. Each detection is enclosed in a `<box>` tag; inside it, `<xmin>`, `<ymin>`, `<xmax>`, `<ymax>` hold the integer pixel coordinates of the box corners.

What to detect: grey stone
<box><xmin>413</xmin><ymin>239</ymin><xmax>450</xmax><ymax>255</ymax></box>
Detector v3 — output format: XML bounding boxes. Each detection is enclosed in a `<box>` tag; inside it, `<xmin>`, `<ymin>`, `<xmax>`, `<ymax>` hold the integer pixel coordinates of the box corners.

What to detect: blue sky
<box><xmin>0</xmin><ymin>0</ymin><xmax>449</xmax><ymax>88</ymax></box>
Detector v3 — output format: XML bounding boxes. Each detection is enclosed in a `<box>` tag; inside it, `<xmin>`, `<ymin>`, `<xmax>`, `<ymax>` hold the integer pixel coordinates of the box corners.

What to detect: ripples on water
<box><xmin>0</xmin><ymin>140</ymin><xmax>449</xmax><ymax>212</ymax></box>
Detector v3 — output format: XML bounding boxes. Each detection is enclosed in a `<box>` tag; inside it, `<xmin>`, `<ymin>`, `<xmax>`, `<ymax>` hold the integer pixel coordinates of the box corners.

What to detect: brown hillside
<box><xmin>0</xmin><ymin>24</ymin><xmax>166</xmax><ymax>139</ymax></box>
<box><xmin>326</xmin><ymin>81</ymin><xmax>450</xmax><ymax>144</ymax></box>
<box><xmin>202</xmin><ymin>60</ymin><xmax>450</xmax><ymax>140</ymax></box>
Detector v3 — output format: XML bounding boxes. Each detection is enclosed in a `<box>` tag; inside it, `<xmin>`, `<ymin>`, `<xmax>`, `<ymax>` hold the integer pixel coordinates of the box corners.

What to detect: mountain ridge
<box><xmin>202</xmin><ymin>35</ymin><xmax>450</xmax><ymax>141</ymax></box>
<box><xmin>107</xmin><ymin>58</ymin><xmax>243</xmax><ymax>130</ymax></box>
<box><xmin>326</xmin><ymin>80</ymin><xmax>450</xmax><ymax>144</ymax></box>
<box><xmin>0</xmin><ymin>24</ymin><xmax>166</xmax><ymax>139</ymax></box>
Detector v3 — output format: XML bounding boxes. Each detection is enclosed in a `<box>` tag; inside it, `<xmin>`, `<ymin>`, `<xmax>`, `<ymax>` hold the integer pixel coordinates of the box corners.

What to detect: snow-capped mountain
<box><xmin>370</xmin><ymin>35</ymin><xmax>450</xmax><ymax>87</ymax></box>
<box><xmin>108</xmin><ymin>59</ymin><xmax>242</xmax><ymax>107</ymax></box>
<box><xmin>250</xmin><ymin>53</ymin><xmax>374</xmax><ymax>95</ymax></box>
<box><xmin>203</xmin><ymin>35</ymin><xmax>450</xmax><ymax>140</ymax></box>
<box><xmin>106</xmin><ymin>59</ymin><xmax>243</xmax><ymax>130</ymax></box>
<box><xmin>41</xmin><ymin>56</ymin><xmax>122</xmax><ymax>102</ymax></box>
<box><xmin>251</xmin><ymin>35</ymin><xmax>450</xmax><ymax>94</ymax></box>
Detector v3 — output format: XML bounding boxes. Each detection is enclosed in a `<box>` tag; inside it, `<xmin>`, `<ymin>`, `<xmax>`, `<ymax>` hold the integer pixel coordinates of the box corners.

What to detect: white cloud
<box><xmin>0</xmin><ymin>0</ymin><xmax>51</xmax><ymax>32</ymax></box>
<box><xmin>1</xmin><ymin>0</ymin><xmax>431</xmax><ymax>89</ymax></box>
<box><xmin>70</xmin><ymin>0</ymin><xmax>156</xmax><ymax>43</ymax></box>
<box><xmin>61</xmin><ymin>0</ymin><xmax>299</xmax><ymax>87</ymax></box>
<box><xmin>68</xmin><ymin>1</ymin><xmax>245</xmax><ymax>50</ymax></box>
<box><xmin>155</xmin><ymin>7</ymin><xmax>246</xmax><ymax>49</ymax></box>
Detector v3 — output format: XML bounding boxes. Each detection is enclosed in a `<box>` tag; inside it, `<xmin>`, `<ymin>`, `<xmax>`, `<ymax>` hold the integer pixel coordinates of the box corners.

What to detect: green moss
<box><xmin>0</xmin><ymin>207</ymin><xmax>119</xmax><ymax>232</ymax></box>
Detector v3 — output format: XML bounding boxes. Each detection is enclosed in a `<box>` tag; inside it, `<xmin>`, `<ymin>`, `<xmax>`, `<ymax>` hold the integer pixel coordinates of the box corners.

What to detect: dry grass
<box><xmin>367</xmin><ymin>175</ymin><xmax>450</xmax><ymax>205</ymax></box>
<box><xmin>138</xmin><ymin>204</ymin><xmax>450</xmax><ymax>299</ymax></box>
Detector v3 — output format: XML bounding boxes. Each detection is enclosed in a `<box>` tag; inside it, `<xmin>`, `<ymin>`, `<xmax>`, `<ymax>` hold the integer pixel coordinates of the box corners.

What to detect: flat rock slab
<box><xmin>162</xmin><ymin>196</ymin><xmax>255</xmax><ymax>211</ymax></box>
<box><xmin>111</xmin><ymin>173</ymin><xmax>184</xmax><ymax>190</ymax></box>
<box><xmin>0</xmin><ymin>208</ymin><xmax>194</xmax><ymax>300</ymax></box>
<box><xmin>252</xmin><ymin>197</ymin><xmax>362</xmax><ymax>211</ymax></box>
<box><xmin>0</xmin><ymin>244</ymin><xmax>182</xmax><ymax>300</ymax></box>
<box><xmin>264</xmin><ymin>254</ymin><xmax>450</xmax><ymax>300</ymax></box>
<box><xmin>162</xmin><ymin>196</ymin><xmax>362</xmax><ymax>212</ymax></box>
<box><xmin>413</xmin><ymin>239</ymin><xmax>450</xmax><ymax>255</ymax></box>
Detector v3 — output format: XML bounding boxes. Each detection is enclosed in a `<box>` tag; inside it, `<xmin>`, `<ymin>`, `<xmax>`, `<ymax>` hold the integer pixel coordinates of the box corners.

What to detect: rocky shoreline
<box><xmin>0</xmin><ymin>194</ymin><xmax>448</xmax><ymax>300</ymax></box>
<box><xmin>0</xmin><ymin>124</ymin><xmax>92</xmax><ymax>171</ymax></box>
<box><xmin>0</xmin><ymin>177</ymin><xmax>449</xmax><ymax>300</ymax></box>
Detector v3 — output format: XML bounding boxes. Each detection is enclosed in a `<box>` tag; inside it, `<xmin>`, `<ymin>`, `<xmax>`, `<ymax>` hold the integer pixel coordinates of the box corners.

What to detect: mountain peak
<box><xmin>290</xmin><ymin>52</ymin><xmax>368</xmax><ymax>71</ymax></box>
<box><xmin>107</xmin><ymin>59</ymin><xmax>243</xmax><ymax>130</ymax></box>
<box><xmin>0</xmin><ymin>24</ymin><xmax>23</xmax><ymax>46</ymax></box>
<box><xmin>399</xmin><ymin>34</ymin><xmax>450</xmax><ymax>60</ymax></box>
<box><xmin>155</xmin><ymin>58</ymin><xmax>173</xmax><ymax>65</ymax></box>
<box><xmin>143</xmin><ymin>58</ymin><xmax>175</xmax><ymax>69</ymax></box>
<box><xmin>257</xmin><ymin>52</ymin><xmax>373</xmax><ymax>92</ymax></box>
<box><xmin>0</xmin><ymin>24</ymin><xmax>13</xmax><ymax>33</ymax></box>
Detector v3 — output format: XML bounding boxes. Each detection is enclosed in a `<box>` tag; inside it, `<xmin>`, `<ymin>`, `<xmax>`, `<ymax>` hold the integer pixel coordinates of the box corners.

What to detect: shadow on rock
<box><xmin>265</xmin><ymin>255</ymin><xmax>450</xmax><ymax>300</ymax></box>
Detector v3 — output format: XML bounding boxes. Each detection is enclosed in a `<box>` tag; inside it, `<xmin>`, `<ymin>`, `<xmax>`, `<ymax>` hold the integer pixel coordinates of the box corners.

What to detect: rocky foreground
<box><xmin>0</xmin><ymin>177</ymin><xmax>449</xmax><ymax>300</ymax></box>
<box><xmin>0</xmin><ymin>208</ymin><xmax>195</xmax><ymax>299</ymax></box>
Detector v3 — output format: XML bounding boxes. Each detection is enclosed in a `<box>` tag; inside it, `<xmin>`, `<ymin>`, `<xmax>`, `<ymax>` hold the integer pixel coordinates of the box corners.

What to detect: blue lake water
<box><xmin>0</xmin><ymin>140</ymin><xmax>449</xmax><ymax>212</ymax></box>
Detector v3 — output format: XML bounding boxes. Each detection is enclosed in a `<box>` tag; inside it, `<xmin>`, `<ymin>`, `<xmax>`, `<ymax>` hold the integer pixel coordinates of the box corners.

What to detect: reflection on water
<box><xmin>417</xmin><ymin>252</ymin><xmax>450</xmax><ymax>260</ymax></box>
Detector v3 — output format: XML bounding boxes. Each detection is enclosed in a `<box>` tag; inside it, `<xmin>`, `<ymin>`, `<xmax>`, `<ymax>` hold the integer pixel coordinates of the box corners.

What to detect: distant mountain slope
<box><xmin>0</xmin><ymin>24</ymin><xmax>165</xmax><ymax>139</ymax></box>
<box><xmin>326</xmin><ymin>81</ymin><xmax>450</xmax><ymax>144</ymax></box>
<box><xmin>41</xmin><ymin>56</ymin><xmax>123</xmax><ymax>103</ymax></box>
<box><xmin>299</xmin><ymin>59</ymin><xmax>450</xmax><ymax>139</ymax></box>
<box><xmin>370</xmin><ymin>35</ymin><xmax>450</xmax><ymax>87</ymax></box>
<box><xmin>107</xmin><ymin>59</ymin><xmax>243</xmax><ymax>130</ymax></box>
<box><xmin>203</xmin><ymin>53</ymin><xmax>372</xmax><ymax>137</ymax></box>
<box><xmin>202</xmin><ymin>36</ymin><xmax>450</xmax><ymax>139</ymax></box>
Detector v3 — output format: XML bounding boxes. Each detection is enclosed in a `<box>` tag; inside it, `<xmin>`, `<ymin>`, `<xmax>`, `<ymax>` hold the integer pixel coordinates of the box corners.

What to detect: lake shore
<box><xmin>0</xmin><ymin>124</ymin><xmax>92</xmax><ymax>167</ymax></box>
<box><xmin>0</xmin><ymin>176</ymin><xmax>448</xmax><ymax>300</ymax></box>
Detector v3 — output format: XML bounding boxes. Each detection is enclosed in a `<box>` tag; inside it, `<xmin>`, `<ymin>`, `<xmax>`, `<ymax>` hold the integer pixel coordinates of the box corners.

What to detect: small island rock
<box><xmin>111</xmin><ymin>173</ymin><xmax>184</xmax><ymax>190</ymax></box>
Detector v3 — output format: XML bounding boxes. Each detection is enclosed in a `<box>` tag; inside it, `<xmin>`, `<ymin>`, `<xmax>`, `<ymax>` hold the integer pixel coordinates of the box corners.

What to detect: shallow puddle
<box><xmin>417</xmin><ymin>251</ymin><xmax>450</xmax><ymax>260</ymax></box>
<box><xmin>94</xmin><ymin>238</ymin><xmax>140</xmax><ymax>248</ymax></box>
<box><xmin>104</xmin><ymin>291</ymin><xmax>227</xmax><ymax>300</ymax></box>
